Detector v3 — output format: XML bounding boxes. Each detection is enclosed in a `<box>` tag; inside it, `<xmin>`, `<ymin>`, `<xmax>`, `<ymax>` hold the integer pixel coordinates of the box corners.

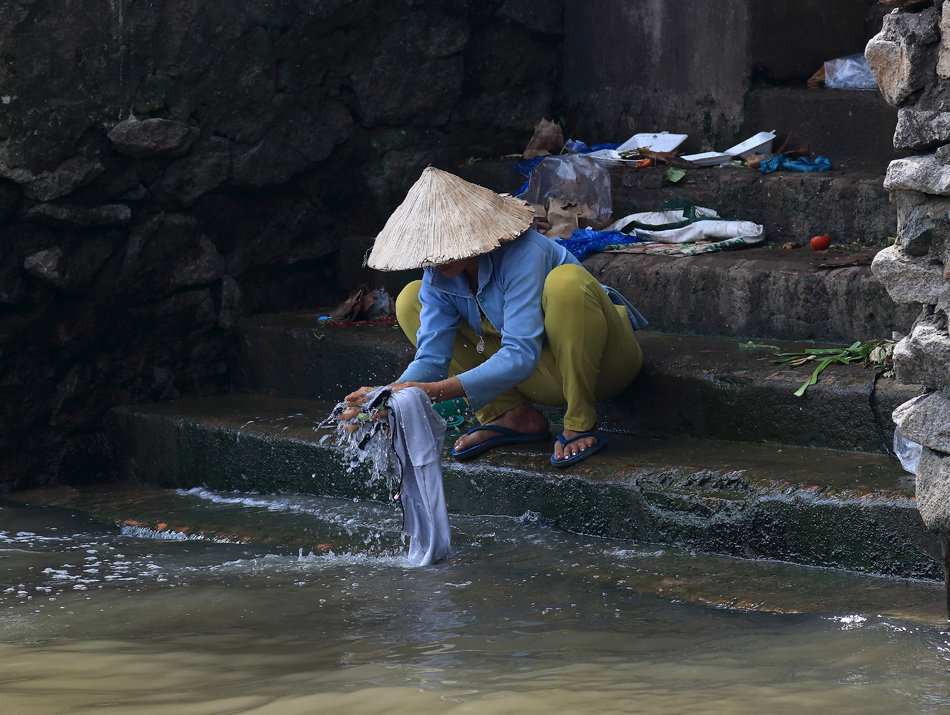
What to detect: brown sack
<box><xmin>523</xmin><ymin>118</ymin><xmax>564</xmax><ymax>160</ymax></box>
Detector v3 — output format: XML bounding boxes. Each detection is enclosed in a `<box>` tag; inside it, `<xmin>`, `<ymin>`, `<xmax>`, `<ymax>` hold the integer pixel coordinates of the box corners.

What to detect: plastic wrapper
<box><xmin>823</xmin><ymin>53</ymin><xmax>878</xmax><ymax>91</ymax></box>
<box><xmin>893</xmin><ymin>425</ymin><xmax>922</xmax><ymax>475</ymax></box>
<box><xmin>521</xmin><ymin>154</ymin><xmax>612</xmax><ymax>226</ymax></box>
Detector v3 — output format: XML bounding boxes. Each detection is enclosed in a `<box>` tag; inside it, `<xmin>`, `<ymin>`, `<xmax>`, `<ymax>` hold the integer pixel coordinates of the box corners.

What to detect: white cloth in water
<box><xmin>362</xmin><ymin>386</ymin><xmax>452</xmax><ymax>566</ymax></box>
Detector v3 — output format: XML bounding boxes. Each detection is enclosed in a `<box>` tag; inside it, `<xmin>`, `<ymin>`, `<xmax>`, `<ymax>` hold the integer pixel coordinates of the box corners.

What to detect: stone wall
<box><xmin>867</xmin><ymin>3</ymin><xmax>950</xmax><ymax>532</ymax></box>
<box><xmin>0</xmin><ymin>0</ymin><xmax>562</xmax><ymax>490</ymax></box>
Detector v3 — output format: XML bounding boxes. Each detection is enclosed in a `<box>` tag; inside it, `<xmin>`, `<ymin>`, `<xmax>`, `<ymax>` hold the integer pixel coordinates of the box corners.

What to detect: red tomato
<box><xmin>810</xmin><ymin>234</ymin><xmax>831</xmax><ymax>251</ymax></box>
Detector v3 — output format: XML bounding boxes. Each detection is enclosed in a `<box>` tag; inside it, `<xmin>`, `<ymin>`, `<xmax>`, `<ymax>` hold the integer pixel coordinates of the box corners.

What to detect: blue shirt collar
<box><xmin>426</xmin><ymin>250</ymin><xmax>497</xmax><ymax>298</ymax></box>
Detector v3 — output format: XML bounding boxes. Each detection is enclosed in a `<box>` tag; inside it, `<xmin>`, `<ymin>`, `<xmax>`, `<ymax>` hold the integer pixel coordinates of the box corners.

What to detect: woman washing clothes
<box><xmin>342</xmin><ymin>167</ymin><xmax>645</xmax><ymax>467</ymax></box>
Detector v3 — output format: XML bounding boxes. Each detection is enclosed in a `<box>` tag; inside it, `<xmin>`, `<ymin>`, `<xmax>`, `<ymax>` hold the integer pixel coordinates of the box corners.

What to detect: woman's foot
<box><xmin>552</xmin><ymin>429</ymin><xmax>599</xmax><ymax>462</ymax></box>
<box><xmin>452</xmin><ymin>403</ymin><xmax>549</xmax><ymax>453</ymax></box>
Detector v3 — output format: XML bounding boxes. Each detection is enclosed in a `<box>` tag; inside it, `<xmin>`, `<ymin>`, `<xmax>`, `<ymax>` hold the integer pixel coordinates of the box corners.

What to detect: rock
<box><xmin>897</xmin><ymin>203</ymin><xmax>935</xmax><ymax>256</ymax></box>
<box><xmin>23</xmin><ymin>247</ymin><xmax>68</xmax><ymax>290</ymax></box>
<box><xmin>939</xmin><ymin>2</ymin><xmax>950</xmax><ymax>77</ymax></box>
<box><xmin>884</xmin><ymin>155</ymin><xmax>950</xmax><ymax>195</ymax></box>
<box><xmin>0</xmin><ymin>179</ymin><xmax>21</xmax><ymax>222</ymax></box>
<box><xmin>894</xmin><ymin>315</ymin><xmax>950</xmax><ymax>388</ymax></box>
<box><xmin>937</xmin><ymin>144</ymin><xmax>950</xmax><ymax>164</ymax></box>
<box><xmin>24</xmin><ymin>156</ymin><xmax>105</xmax><ymax>202</ymax></box>
<box><xmin>894</xmin><ymin>392</ymin><xmax>950</xmax><ymax>451</ymax></box>
<box><xmin>871</xmin><ymin>245</ymin><xmax>945</xmax><ymax>304</ymax></box>
<box><xmin>894</xmin><ymin>109</ymin><xmax>950</xmax><ymax>149</ymax></box>
<box><xmin>118</xmin><ymin>213</ymin><xmax>225</xmax><ymax>296</ymax></box>
<box><xmin>915</xmin><ymin>447</ymin><xmax>950</xmax><ymax>531</ymax></box>
<box><xmin>217</xmin><ymin>275</ymin><xmax>242</xmax><ymax>329</ymax></box>
<box><xmin>170</xmin><ymin>234</ymin><xmax>226</xmax><ymax>288</ymax></box>
<box><xmin>230</xmin><ymin>103</ymin><xmax>352</xmax><ymax>187</ymax></box>
<box><xmin>352</xmin><ymin>55</ymin><xmax>463</xmax><ymax>127</ymax></box>
<box><xmin>498</xmin><ymin>0</ymin><xmax>563</xmax><ymax>34</ymax></box>
<box><xmin>155</xmin><ymin>137</ymin><xmax>230</xmax><ymax>206</ymax></box>
<box><xmin>107</xmin><ymin>117</ymin><xmax>197</xmax><ymax>158</ymax></box>
<box><xmin>128</xmin><ymin>288</ymin><xmax>217</xmax><ymax>333</ymax></box>
<box><xmin>26</xmin><ymin>203</ymin><xmax>132</xmax><ymax>228</ymax></box>
<box><xmin>865</xmin><ymin>7</ymin><xmax>940</xmax><ymax>106</ymax></box>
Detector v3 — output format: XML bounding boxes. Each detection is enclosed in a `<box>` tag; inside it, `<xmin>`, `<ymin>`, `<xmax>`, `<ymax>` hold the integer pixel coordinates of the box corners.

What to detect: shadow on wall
<box><xmin>0</xmin><ymin>0</ymin><xmax>563</xmax><ymax>490</ymax></box>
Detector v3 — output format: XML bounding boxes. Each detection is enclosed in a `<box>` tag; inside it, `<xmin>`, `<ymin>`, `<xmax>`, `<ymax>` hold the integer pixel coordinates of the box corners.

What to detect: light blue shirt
<box><xmin>396</xmin><ymin>229</ymin><xmax>644</xmax><ymax>411</ymax></box>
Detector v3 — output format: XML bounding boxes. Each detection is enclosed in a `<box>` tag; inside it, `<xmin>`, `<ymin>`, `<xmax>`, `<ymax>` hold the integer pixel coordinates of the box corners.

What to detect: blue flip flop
<box><xmin>550</xmin><ymin>432</ymin><xmax>607</xmax><ymax>468</ymax></box>
<box><xmin>451</xmin><ymin>425</ymin><xmax>551</xmax><ymax>461</ymax></box>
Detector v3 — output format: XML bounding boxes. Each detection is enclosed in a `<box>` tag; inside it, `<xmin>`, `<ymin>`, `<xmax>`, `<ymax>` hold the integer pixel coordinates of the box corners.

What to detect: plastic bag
<box><xmin>824</xmin><ymin>53</ymin><xmax>878</xmax><ymax>91</ymax></box>
<box><xmin>521</xmin><ymin>154</ymin><xmax>612</xmax><ymax>226</ymax></box>
<box><xmin>893</xmin><ymin>425</ymin><xmax>922</xmax><ymax>475</ymax></box>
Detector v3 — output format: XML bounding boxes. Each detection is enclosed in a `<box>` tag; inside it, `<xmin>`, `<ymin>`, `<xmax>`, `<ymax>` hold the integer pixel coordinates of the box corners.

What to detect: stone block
<box><xmin>894</xmin><ymin>391</ymin><xmax>950</xmax><ymax>451</ymax></box>
<box><xmin>897</xmin><ymin>203</ymin><xmax>935</xmax><ymax>256</ymax></box>
<box><xmin>26</xmin><ymin>203</ymin><xmax>131</xmax><ymax>228</ymax></box>
<box><xmin>866</xmin><ymin>6</ymin><xmax>939</xmax><ymax>106</ymax></box>
<box><xmin>23</xmin><ymin>156</ymin><xmax>104</xmax><ymax>202</ymax></box>
<box><xmin>939</xmin><ymin>2</ymin><xmax>950</xmax><ymax>77</ymax></box>
<box><xmin>885</xmin><ymin>155</ymin><xmax>950</xmax><ymax>195</ymax></box>
<box><xmin>23</xmin><ymin>247</ymin><xmax>67</xmax><ymax>290</ymax></box>
<box><xmin>107</xmin><ymin>118</ymin><xmax>197</xmax><ymax>158</ymax></box>
<box><xmin>894</xmin><ymin>109</ymin><xmax>950</xmax><ymax>149</ymax></box>
<box><xmin>352</xmin><ymin>55</ymin><xmax>463</xmax><ymax>127</ymax></box>
<box><xmin>916</xmin><ymin>447</ymin><xmax>950</xmax><ymax>531</ymax></box>
<box><xmin>155</xmin><ymin>137</ymin><xmax>230</xmax><ymax>207</ymax></box>
<box><xmin>894</xmin><ymin>315</ymin><xmax>950</xmax><ymax>388</ymax></box>
<box><xmin>229</xmin><ymin>103</ymin><xmax>352</xmax><ymax>188</ymax></box>
<box><xmin>872</xmin><ymin>245</ymin><xmax>946</xmax><ymax>304</ymax></box>
<box><xmin>217</xmin><ymin>275</ymin><xmax>242</xmax><ymax>329</ymax></box>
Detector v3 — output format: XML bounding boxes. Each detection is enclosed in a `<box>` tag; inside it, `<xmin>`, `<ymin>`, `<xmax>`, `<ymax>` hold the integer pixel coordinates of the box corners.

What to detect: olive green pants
<box><xmin>395</xmin><ymin>264</ymin><xmax>642</xmax><ymax>432</ymax></box>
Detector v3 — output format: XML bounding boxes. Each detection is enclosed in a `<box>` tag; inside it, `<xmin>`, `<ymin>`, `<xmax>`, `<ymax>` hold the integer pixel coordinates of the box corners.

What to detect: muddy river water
<box><xmin>2</xmin><ymin>486</ymin><xmax>949</xmax><ymax>714</ymax></box>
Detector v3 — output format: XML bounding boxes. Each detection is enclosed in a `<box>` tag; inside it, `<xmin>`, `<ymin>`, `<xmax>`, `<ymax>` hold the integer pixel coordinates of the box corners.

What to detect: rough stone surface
<box><xmin>154</xmin><ymin>137</ymin><xmax>231</xmax><ymax>207</ymax></box>
<box><xmin>217</xmin><ymin>275</ymin><xmax>242</xmax><ymax>330</ymax></box>
<box><xmin>893</xmin><ymin>315</ymin><xmax>950</xmax><ymax>388</ymax></box>
<box><xmin>865</xmin><ymin>6</ymin><xmax>940</xmax><ymax>106</ymax></box>
<box><xmin>872</xmin><ymin>245</ymin><xmax>946</xmax><ymax>304</ymax></box>
<box><xmin>916</xmin><ymin>447</ymin><xmax>950</xmax><ymax>531</ymax></box>
<box><xmin>885</xmin><ymin>155</ymin><xmax>950</xmax><ymax>194</ymax></box>
<box><xmin>23</xmin><ymin>248</ymin><xmax>67</xmax><ymax>290</ymax></box>
<box><xmin>897</xmin><ymin>202</ymin><xmax>936</xmax><ymax>255</ymax></box>
<box><xmin>939</xmin><ymin>2</ymin><xmax>950</xmax><ymax>77</ymax></box>
<box><xmin>894</xmin><ymin>391</ymin><xmax>950</xmax><ymax>451</ymax></box>
<box><xmin>26</xmin><ymin>203</ymin><xmax>132</xmax><ymax>228</ymax></box>
<box><xmin>24</xmin><ymin>157</ymin><xmax>105</xmax><ymax>202</ymax></box>
<box><xmin>0</xmin><ymin>1</ymin><xmax>561</xmax><ymax>490</ymax></box>
<box><xmin>107</xmin><ymin>118</ymin><xmax>197</xmax><ymax>158</ymax></box>
<box><xmin>895</xmin><ymin>109</ymin><xmax>950</xmax><ymax>149</ymax></box>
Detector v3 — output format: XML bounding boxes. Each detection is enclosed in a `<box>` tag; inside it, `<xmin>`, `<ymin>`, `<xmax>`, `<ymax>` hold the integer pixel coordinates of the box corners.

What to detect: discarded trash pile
<box><xmin>509</xmin><ymin>116</ymin><xmax>840</xmax><ymax>260</ymax></box>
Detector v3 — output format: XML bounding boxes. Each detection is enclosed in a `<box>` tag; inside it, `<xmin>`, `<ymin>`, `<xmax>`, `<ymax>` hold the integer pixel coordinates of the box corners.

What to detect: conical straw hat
<box><xmin>367</xmin><ymin>167</ymin><xmax>534</xmax><ymax>270</ymax></box>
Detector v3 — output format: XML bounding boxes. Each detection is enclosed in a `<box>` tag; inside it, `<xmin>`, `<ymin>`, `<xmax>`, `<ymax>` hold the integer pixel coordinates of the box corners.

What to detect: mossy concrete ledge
<box><xmin>234</xmin><ymin>318</ymin><xmax>924</xmax><ymax>453</ymax></box>
<box><xmin>111</xmin><ymin>394</ymin><xmax>941</xmax><ymax>581</ymax></box>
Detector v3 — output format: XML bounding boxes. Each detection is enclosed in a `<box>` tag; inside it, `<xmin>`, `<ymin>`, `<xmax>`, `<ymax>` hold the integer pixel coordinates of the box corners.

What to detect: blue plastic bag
<box><xmin>758</xmin><ymin>155</ymin><xmax>832</xmax><ymax>174</ymax></box>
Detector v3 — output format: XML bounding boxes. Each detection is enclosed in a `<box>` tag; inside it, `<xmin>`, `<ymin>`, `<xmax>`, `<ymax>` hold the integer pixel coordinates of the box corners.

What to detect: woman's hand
<box><xmin>344</xmin><ymin>386</ymin><xmax>380</xmax><ymax>407</ymax></box>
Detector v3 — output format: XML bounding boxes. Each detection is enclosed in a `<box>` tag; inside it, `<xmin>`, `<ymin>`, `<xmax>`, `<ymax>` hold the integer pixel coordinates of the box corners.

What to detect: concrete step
<box><xmin>582</xmin><ymin>246</ymin><xmax>918</xmax><ymax>342</ymax></box>
<box><xmin>109</xmin><ymin>394</ymin><xmax>940</xmax><ymax>581</ymax></box>
<box><xmin>10</xmin><ymin>483</ymin><xmax>945</xmax><ymax>621</ymax></box>
<box><xmin>233</xmin><ymin>318</ymin><xmax>924</xmax><ymax>453</ymax></box>
<box><xmin>459</xmin><ymin>159</ymin><xmax>896</xmax><ymax>249</ymax></box>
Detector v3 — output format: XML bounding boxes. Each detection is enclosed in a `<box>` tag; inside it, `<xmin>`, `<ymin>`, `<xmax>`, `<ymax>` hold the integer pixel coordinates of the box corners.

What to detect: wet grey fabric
<box><xmin>363</xmin><ymin>386</ymin><xmax>452</xmax><ymax>566</ymax></box>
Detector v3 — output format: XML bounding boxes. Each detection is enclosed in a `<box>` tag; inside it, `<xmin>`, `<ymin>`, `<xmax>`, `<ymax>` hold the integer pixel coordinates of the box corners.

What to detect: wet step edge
<box><xmin>6</xmin><ymin>484</ymin><xmax>945</xmax><ymax>624</ymax></box>
<box><xmin>234</xmin><ymin>319</ymin><xmax>925</xmax><ymax>453</ymax></box>
<box><xmin>110</xmin><ymin>394</ymin><xmax>940</xmax><ymax>581</ymax></box>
